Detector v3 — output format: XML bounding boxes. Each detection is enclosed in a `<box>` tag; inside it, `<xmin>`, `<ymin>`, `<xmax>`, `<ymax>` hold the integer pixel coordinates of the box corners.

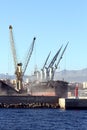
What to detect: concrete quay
<box><xmin>0</xmin><ymin>95</ymin><xmax>59</xmax><ymax>108</ymax></box>
<box><xmin>59</xmin><ymin>97</ymin><xmax>87</xmax><ymax>110</ymax></box>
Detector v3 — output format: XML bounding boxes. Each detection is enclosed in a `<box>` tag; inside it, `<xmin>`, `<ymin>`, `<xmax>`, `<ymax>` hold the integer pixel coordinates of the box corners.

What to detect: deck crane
<box><xmin>41</xmin><ymin>51</ymin><xmax>51</xmax><ymax>71</ymax></box>
<box><xmin>41</xmin><ymin>51</ymin><xmax>51</xmax><ymax>81</ymax></box>
<box><xmin>9</xmin><ymin>25</ymin><xmax>36</xmax><ymax>91</ymax></box>
<box><xmin>45</xmin><ymin>45</ymin><xmax>63</xmax><ymax>81</ymax></box>
<box><xmin>48</xmin><ymin>45</ymin><xmax>63</xmax><ymax>69</ymax></box>
<box><xmin>51</xmin><ymin>42</ymin><xmax>69</xmax><ymax>80</ymax></box>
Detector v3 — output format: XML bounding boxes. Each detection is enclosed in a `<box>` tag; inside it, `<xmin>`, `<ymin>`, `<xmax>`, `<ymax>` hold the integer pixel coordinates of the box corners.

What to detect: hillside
<box><xmin>0</xmin><ymin>68</ymin><xmax>87</xmax><ymax>83</ymax></box>
<box><xmin>55</xmin><ymin>68</ymin><xmax>87</xmax><ymax>83</ymax></box>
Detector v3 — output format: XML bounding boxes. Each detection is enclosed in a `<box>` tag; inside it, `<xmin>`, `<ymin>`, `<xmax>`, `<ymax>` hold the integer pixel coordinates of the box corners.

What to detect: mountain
<box><xmin>0</xmin><ymin>68</ymin><xmax>87</xmax><ymax>83</ymax></box>
<box><xmin>0</xmin><ymin>74</ymin><xmax>28</xmax><ymax>81</ymax></box>
<box><xmin>0</xmin><ymin>74</ymin><xmax>15</xmax><ymax>80</ymax></box>
<box><xmin>55</xmin><ymin>68</ymin><xmax>87</xmax><ymax>83</ymax></box>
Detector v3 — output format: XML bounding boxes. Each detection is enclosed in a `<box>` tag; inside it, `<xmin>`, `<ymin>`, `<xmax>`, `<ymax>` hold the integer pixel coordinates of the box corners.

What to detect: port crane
<box><xmin>45</xmin><ymin>45</ymin><xmax>63</xmax><ymax>81</ymax></box>
<box><xmin>9</xmin><ymin>25</ymin><xmax>36</xmax><ymax>91</ymax></box>
<box><xmin>51</xmin><ymin>42</ymin><xmax>69</xmax><ymax>80</ymax></box>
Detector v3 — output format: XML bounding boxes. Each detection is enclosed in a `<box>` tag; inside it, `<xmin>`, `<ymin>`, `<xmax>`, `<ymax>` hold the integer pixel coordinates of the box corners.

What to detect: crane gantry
<box><xmin>9</xmin><ymin>25</ymin><xmax>36</xmax><ymax>92</ymax></box>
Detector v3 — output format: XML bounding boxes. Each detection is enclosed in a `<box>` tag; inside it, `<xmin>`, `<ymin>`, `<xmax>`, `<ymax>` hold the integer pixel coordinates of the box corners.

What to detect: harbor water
<box><xmin>0</xmin><ymin>109</ymin><xmax>87</xmax><ymax>130</ymax></box>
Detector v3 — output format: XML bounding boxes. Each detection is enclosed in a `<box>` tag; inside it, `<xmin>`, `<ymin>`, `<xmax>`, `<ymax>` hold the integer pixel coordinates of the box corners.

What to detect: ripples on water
<box><xmin>0</xmin><ymin>108</ymin><xmax>87</xmax><ymax>130</ymax></box>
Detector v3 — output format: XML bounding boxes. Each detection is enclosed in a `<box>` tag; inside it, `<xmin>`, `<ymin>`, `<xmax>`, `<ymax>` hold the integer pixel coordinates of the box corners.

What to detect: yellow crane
<box><xmin>9</xmin><ymin>25</ymin><xmax>36</xmax><ymax>92</ymax></box>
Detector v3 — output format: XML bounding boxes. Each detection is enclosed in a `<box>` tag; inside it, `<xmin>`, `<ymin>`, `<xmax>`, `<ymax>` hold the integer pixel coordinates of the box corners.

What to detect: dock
<box><xmin>0</xmin><ymin>96</ymin><xmax>87</xmax><ymax>109</ymax></box>
<box><xmin>59</xmin><ymin>97</ymin><xmax>87</xmax><ymax>110</ymax></box>
<box><xmin>0</xmin><ymin>95</ymin><xmax>59</xmax><ymax>108</ymax></box>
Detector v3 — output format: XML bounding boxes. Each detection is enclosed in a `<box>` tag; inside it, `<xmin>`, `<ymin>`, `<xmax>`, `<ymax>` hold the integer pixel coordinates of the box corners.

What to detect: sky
<box><xmin>0</xmin><ymin>0</ymin><xmax>87</xmax><ymax>75</ymax></box>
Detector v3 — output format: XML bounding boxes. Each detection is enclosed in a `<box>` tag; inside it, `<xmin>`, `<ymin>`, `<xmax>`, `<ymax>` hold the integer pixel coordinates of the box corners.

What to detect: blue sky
<box><xmin>0</xmin><ymin>0</ymin><xmax>87</xmax><ymax>75</ymax></box>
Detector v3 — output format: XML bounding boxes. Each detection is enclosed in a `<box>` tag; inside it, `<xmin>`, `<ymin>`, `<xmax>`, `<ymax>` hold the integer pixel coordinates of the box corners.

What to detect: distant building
<box><xmin>83</xmin><ymin>82</ymin><xmax>87</xmax><ymax>88</ymax></box>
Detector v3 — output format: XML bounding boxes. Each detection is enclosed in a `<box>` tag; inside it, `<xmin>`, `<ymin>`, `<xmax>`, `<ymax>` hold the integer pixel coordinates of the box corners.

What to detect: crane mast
<box><xmin>15</xmin><ymin>62</ymin><xmax>23</xmax><ymax>91</ymax></box>
<box><xmin>9</xmin><ymin>25</ymin><xmax>36</xmax><ymax>92</ymax></box>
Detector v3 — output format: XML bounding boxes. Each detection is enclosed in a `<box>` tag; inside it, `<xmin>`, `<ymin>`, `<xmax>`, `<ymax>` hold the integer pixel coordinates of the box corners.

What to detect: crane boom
<box><xmin>48</xmin><ymin>45</ymin><xmax>63</xmax><ymax>69</ymax></box>
<box><xmin>55</xmin><ymin>42</ymin><xmax>69</xmax><ymax>69</ymax></box>
<box><xmin>51</xmin><ymin>42</ymin><xmax>69</xmax><ymax>80</ymax></box>
<box><xmin>9</xmin><ymin>25</ymin><xmax>18</xmax><ymax>71</ymax></box>
<box><xmin>42</xmin><ymin>51</ymin><xmax>51</xmax><ymax>70</ymax></box>
<box><xmin>22</xmin><ymin>37</ymin><xmax>36</xmax><ymax>75</ymax></box>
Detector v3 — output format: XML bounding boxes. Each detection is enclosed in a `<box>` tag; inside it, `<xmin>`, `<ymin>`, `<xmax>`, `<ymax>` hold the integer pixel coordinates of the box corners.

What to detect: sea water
<box><xmin>0</xmin><ymin>108</ymin><xmax>87</xmax><ymax>130</ymax></box>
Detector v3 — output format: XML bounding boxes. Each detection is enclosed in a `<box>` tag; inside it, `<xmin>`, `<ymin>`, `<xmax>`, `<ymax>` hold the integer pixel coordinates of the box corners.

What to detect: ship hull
<box><xmin>0</xmin><ymin>80</ymin><xmax>68</xmax><ymax>108</ymax></box>
<box><xmin>27</xmin><ymin>80</ymin><xmax>68</xmax><ymax>98</ymax></box>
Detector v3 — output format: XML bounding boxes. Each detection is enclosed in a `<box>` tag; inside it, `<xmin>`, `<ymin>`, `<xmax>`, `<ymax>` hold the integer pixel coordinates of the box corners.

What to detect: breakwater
<box><xmin>0</xmin><ymin>96</ymin><xmax>59</xmax><ymax>108</ymax></box>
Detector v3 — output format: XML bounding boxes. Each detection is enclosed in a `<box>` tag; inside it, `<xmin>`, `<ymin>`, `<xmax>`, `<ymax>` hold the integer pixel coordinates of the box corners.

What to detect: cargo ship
<box><xmin>0</xmin><ymin>79</ymin><xmax>68</xmax><ymax>108</ymax></box>
<box><xmin>0</xmin><ymin>25</ymin><xmax>69</xmax><ymax>108</ymax></box>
